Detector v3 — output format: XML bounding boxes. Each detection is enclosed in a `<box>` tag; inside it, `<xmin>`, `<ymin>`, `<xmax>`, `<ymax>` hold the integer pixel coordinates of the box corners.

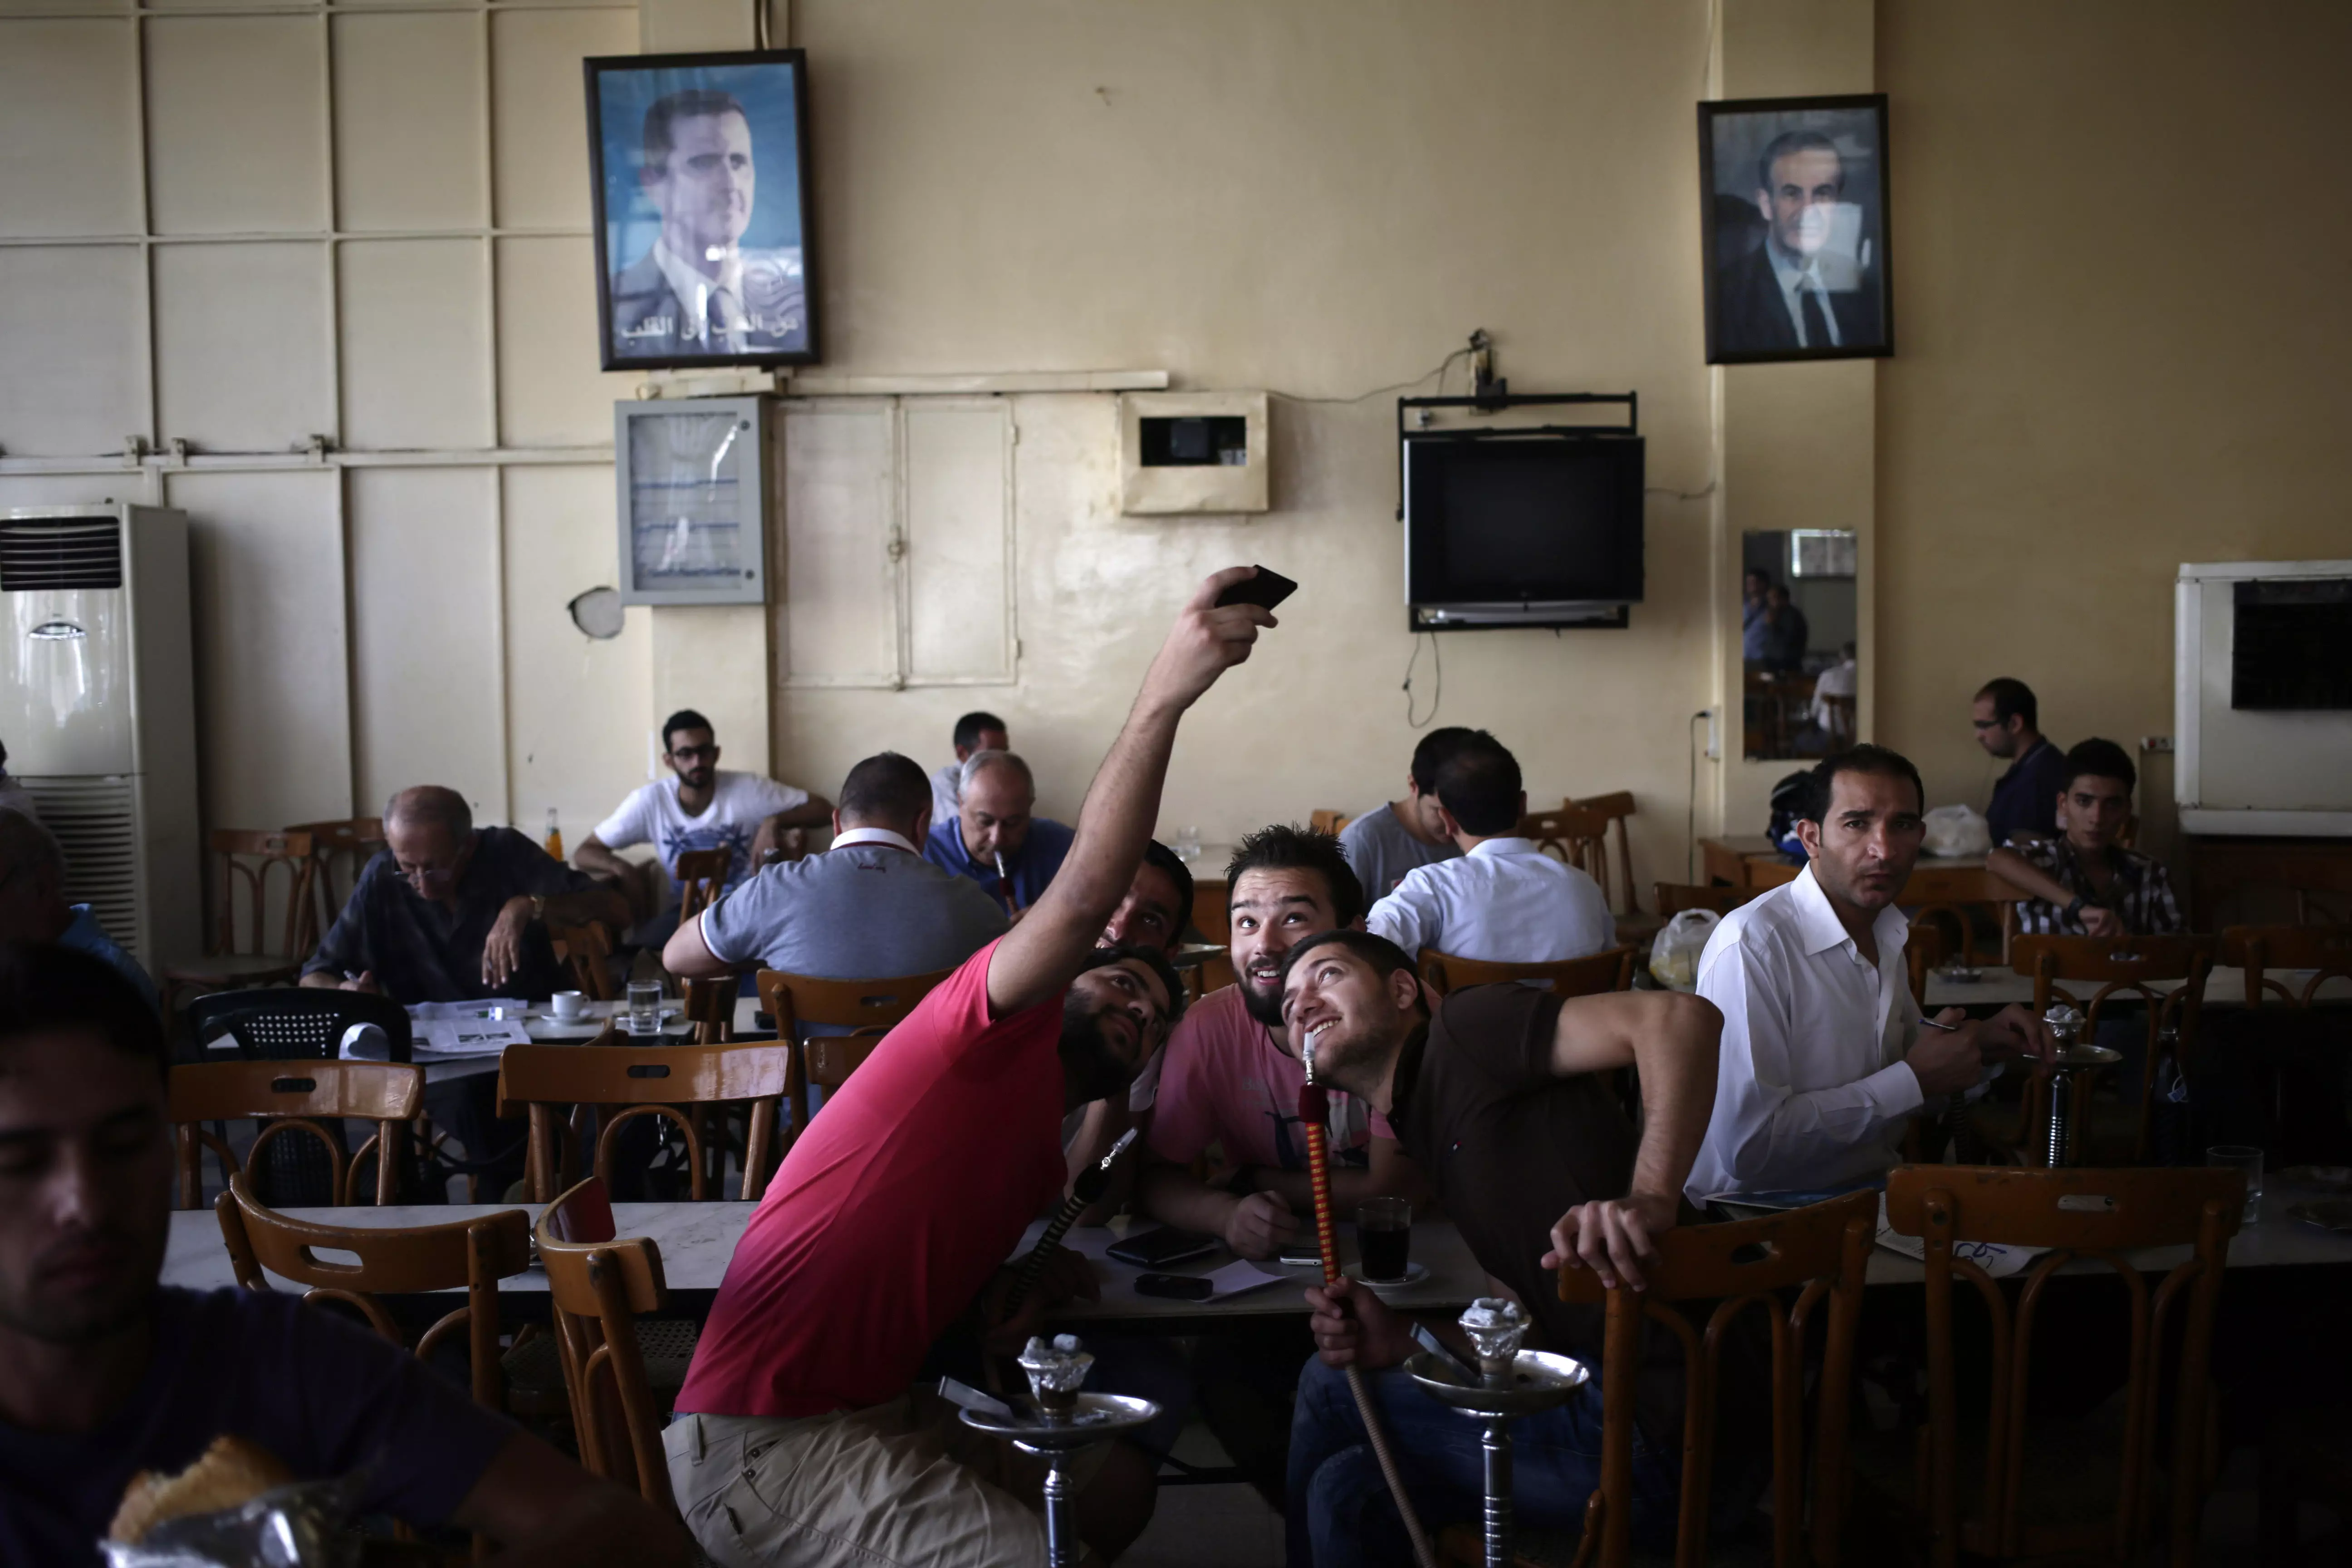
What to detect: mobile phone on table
<box><xmin>1134</xmin><ymin>1272</ymin><xmax>1216</xmax><ymax>1302</ymax></box>
<box><xmin>1106</xmin><ymin>1227</ymin><xmax>1219</xmax><ymax>1268</ymax></box>
<box><xmin>1214</xmin><ymin>565</ymin><xmax>1298</xmax><ymax>612</ymax></box>
<box><xmin>1277</xmin><ymin>1242</ymin><xmax>1324</xmax><ymax>1268</ymax></box>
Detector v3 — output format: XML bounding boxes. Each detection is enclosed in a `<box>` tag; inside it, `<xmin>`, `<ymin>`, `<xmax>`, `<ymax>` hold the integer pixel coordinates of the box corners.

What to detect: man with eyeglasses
<box><xmin>301</xmin><ymin>786</ymin><xmax>629</xmax><ymax>1003</ymax></box>
<box><xmin>577</xmin><ymin>709</ymin><xmax>832</xmax><ymax>938</ymax></box>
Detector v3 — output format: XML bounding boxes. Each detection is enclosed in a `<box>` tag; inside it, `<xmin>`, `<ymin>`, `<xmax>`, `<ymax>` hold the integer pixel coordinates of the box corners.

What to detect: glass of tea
<box><xmin>1356</xmin><ymin>1197</ymin><xmax>1413</xmax><ymax>1282</ymax></box>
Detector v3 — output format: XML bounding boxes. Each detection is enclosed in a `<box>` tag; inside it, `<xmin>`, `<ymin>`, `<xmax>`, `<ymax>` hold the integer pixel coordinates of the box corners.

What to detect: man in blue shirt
<box><xmin>0</xmin><ymin>810</ymin><xmax>158</xmax><ymax>1014</ymax></box>
<box><xmin>921</xmin><ymin>750</ymin><xmax>1075</xmax><ymax>914</ymax></box>
<box><xmin>1974</xmin><ymin>677</ymin><xmax>2066</xmax><ymax>847</ymax></box>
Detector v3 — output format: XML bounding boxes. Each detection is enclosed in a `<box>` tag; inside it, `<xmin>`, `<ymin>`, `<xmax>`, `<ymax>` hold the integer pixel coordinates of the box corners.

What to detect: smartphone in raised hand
<box><xmin>1215</xmin><ymin>565</ymin><xmax>1298</xmax><ymax>612</ymax></box>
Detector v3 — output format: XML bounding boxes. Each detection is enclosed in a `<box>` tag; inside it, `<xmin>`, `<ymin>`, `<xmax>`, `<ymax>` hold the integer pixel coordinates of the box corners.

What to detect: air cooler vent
<box><xmin>0</xmin><ymin>518</ymin><xmax>124</xmax><ymax>592</ymax></box>
<box><xmin>20</xmin><ymin>776</ymin><xmax>144</xmax><ymax>967</ymax></box>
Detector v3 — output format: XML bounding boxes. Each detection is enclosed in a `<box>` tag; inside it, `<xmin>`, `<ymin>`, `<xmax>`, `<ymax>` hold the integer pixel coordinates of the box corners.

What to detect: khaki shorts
<box><xmin>665</xmin><ymin>1392</ymin><xmax>1107</xmax><ymax>1568</ymax></box>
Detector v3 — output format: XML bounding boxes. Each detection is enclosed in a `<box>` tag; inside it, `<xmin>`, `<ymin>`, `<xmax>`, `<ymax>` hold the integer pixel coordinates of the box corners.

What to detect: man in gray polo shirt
<box><xmin>662</xmin><ymin>753</ymin><xmax>1007</xmax><ymax>1021</ymax></box>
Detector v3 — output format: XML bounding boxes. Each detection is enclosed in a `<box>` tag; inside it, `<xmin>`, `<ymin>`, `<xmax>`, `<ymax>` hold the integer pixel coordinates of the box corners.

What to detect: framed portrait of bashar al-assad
<box><xmin>1700</xmin><ymin>94</ymin><xmax>1892</xmax><ymax>365</ymax></box>
<box><xmin>585</xmin><ymin>50</ymin><xmax>817</xmax><ymax>371</ymax></box>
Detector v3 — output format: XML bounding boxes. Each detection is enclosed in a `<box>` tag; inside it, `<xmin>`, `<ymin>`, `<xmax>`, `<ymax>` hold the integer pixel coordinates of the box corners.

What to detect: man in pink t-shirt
<box><xmin>1138</xmin><ymin>825</ymin><xmax>1424</xmax><ymax>1260</ymax></box>
<box><xmin>665</xmin><ymin>568</ymin><xmax>1282</xmax><ymax>1568</ymax></box>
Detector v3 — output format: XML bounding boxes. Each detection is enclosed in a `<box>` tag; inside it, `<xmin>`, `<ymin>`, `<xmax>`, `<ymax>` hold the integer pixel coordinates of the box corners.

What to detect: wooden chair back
<box><xmin>2220</xmin><ymin>923</ymin><xmax>2352</xmax><ymax>1008</ymax></box>
<box><xmin>1883</xmin><ymin>1165</ymin><xmax>2244</xmax><ymax>1568</ymax></box>
<box><xmin>206</xmin><ymin>829</ymin><xmax>317</xmax><ymax>962</ymax></box>
<box><xmin>535</xmin><ymin>1177</ymin><xmax>675</xmax><ymax>1509</ymax></box>
<box><xmin>1558</xmin><ymin>1189</ymin><xmax>1876</xmax><ymax>1568</ymax></box>
<box><xmin>549</xmin><ymin>921</ymin><xmax>617</xmax><ymax>1001</ymax></box>
<box><xmin>171</xmin><ymin>1060</ymin><xmax>422</xmax><ymax>1210</ymax></box>
<box><xmin>214</xmin><ymin>1173</ymin><xmax>530</xmax><ymax>1409</ymax></box>
<box><xmin>284</xmin><ymin>817</ymin><xmax>385</xmax><ymax>953</ymax></box>
<box><xmin>496</xmin><ymin>1035</ymin><xmax>792</xmax><ymax>1202</ymax></box>
<box><xmin>1519</xmin><ymin>804</ymin><xmax>1614</xmax><ymax>887</ymax></box>
<box><xmin>756</xmin><ymin>967</ymin><xmax>951</xmax><ymax>1139</ymax></box>
<box><xmin>672</xmin><ymin>848</ymin><xmax>731</xmax><ymax>921</ymax></box>
<box><xmin>2009</xmin><ymin>935</ymin><xmax>2215</xmax><ymax>1164</ymax></box>
<box><xmin>1307</xmin><ymin>808</ymin><xmax>1352</xmax><ymax>837</ymax></box>
<box><xmin>1747</xmin><ymin>858</ymin><xmax>1802</xmax><ymax>890</ymax></box>
<box><xmin>1654</xmin><ymin>882</ymin><xmax>1753</xmax><ymax>919</ymax></box>
<box><xmin>1572</xmin><ymin>791</ymin><xmax>1643</xmax><ymax>918</ymax></box>
<box><xmin>680</xmin><ymin>975</ymin><xmax>739</xmax><ymax>1042</ymax></box>
<box><xmin>1904</xmin><ymin>864</ymin><xmax>2032</xmax><ymax>969</ymax></box>
<box><xmin>1417</xmin><ymin>946</ymin><xmax>1635</xmax><ymax>1001</ymax></box>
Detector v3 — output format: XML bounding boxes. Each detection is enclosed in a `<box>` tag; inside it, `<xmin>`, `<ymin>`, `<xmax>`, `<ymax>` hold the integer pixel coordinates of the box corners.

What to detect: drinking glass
<box><xmin>1175</xmin><ymin>827</ymin><xmax>1202</xmax><ymax>865</ymax></box>
<box><xmin>626</xmin><ymin>980</ymin><xmax>663</xmax><ymax>1036</ymax></box>
<box><xmin>1356</xmin><ymin>1196</ymin><xmax>1413</xmax><ymax>1282</ymax></box>
<box><xmin>2207</xmin><ymin>1145</ymin><xmax>2264</xmax><ymax>1225</ymax></box>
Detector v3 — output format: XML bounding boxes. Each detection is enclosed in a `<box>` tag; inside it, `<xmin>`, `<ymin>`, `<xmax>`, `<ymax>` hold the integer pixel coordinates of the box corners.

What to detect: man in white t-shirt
<box><xmin>576</xmin><ymin>709</ymin><xmax>831</xmax><ymax>936</ymax></box>
<box><xmin>928</xmin><ymin>710</ymin><xmax>1010</xmax><ymax>832</ymax></box>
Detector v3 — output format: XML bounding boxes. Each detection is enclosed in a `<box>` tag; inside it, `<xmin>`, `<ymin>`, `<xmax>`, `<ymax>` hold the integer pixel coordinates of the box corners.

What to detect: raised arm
<box><xmin>1540</xmin><ymin>988</ymin><xmax>1721</xmax><ymax>1290</ymax></box>
<box><xmin>985</xmin><ymin>568</ymin><xmax>1275</xmax><ymax>1016</ymax></box>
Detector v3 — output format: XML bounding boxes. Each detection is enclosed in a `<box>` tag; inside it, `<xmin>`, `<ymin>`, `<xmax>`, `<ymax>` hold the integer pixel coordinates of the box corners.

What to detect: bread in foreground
<box><xmin>108</xmin><ymin>1434</ymin><xmax>295</xmax><ymax>1544</ymax></box>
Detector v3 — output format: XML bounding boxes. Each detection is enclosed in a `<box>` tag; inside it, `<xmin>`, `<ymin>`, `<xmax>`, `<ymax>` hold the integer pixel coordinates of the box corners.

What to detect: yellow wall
<box><xmin>1876</xmin><ymin>0</ymin><xmax>2352</xmax><ymax>842</ymax></box>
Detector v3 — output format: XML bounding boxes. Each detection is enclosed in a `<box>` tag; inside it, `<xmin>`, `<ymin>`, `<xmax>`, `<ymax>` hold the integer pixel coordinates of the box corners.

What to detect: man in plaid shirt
<box><xmin>1988</xmin><ymin>738</ymin><xmax>2181</xmax><ymax>936</ymax></box>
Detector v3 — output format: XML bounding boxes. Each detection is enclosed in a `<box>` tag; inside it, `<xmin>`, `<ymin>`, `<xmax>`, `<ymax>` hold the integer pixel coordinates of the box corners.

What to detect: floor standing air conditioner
<box><xmin>0</xmin><ymin>505</ymin><xmax>200</xmax><ymax>972</ymax></box>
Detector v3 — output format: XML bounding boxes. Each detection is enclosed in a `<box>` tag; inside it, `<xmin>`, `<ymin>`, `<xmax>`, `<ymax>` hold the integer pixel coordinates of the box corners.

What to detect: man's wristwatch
<box><xmin>528</xmin><ymin>894</ymin><xmax>546</xmax><ymax>924</ymax></box>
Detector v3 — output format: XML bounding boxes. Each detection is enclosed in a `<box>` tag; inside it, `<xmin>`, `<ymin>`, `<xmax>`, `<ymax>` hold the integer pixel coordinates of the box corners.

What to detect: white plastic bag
<box><xmin>1647</xmin><ymin>909</ymin><xmax>1720</xmax><ymax>992</ymax></box>
<box><xmin>1922</xmin><ymin>804</ymin><xmax>1992</xmax><ymax>859</ymax></box>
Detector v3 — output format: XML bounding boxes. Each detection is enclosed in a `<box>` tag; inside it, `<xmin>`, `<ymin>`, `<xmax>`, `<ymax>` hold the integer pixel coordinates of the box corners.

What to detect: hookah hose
<box><xmin>1301</xmin><ymin>1073</ymin><xmax>1437</xmax><ymax>1568</ymax></box>
<box><xmin>1004</xmin><ymin>1127</ymin><xmax>1137</xmax><ymax>1318</ymax></box>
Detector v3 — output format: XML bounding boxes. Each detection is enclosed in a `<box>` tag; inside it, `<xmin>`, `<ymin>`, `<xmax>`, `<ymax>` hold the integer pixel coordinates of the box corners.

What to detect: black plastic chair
<box><xmin>184</xmin><ymin>990</ymin><xmax>414</xmax><ymax>1205</ymax></box>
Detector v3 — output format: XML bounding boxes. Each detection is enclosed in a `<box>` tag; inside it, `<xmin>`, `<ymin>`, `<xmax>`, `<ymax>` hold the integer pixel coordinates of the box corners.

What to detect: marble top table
<box><xmin>1921</xmin><ymin>963</ymin><xmax>2352</xmax><ymax>1012</ymax></box>
<box><xmin>163</xmin><ymin>1205</ymin><xmax>1485</xmax><ymax>1322</ymax></box>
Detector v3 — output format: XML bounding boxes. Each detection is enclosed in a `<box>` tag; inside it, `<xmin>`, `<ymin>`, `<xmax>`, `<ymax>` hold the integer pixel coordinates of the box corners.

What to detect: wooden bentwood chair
<box><xmin>496</xmin><ymin>1034</ymin><xmax>793</xmax><ymax>1203</ymax></box>
<box><xmin>1545</xmin><ymin>1189</ymin><xmax>1877</xmax><ymax>1568</ymax></box>
<box><xmin>162</xmin><ymin>829</ymin><xmax>318</xmax><ymax>1009</ymax></box>
<box><xmin>671</xmin><ymin>848</ymin><xmax>731</xmax><ymax>922</ymax></box>
<box><xmin>1882</xmin><ymin>1166</ymin><xmax>2244</xmax><ymax>1568</ymax></box>
<box><xmin>2220</xmin><ymin>922</ymin><xmax>2352</xmax><ymax>1009</ymax></box>
<box><xmin>1418</xmin><ymin>946</ymin><xmax>1637</xmax><ymax>1001</ymax></box>
<box><xmin>170</xmin><ymin>1059</ymin><xmax>422</xmax><ymax>1209</ymax></box>
<box><xmin>535</xmin><ymin>1176</ymin><xmax>687</xmax><ymax>1511</ymax></box>
<box><xmin>283</xmin><ymin>816</ymin><xmax>385</xmax><ymax>950</ymax></box>
<box><xmin>756</xmin><ymin>967</ymin><xmax>952</xmax><ymax>1144</ymax></box>
<box><xmin>215</xmin><ymin>1173</ymin><xmax>531</xmax><ymax>1411</ymax></box>
<box><xmin>548</xmin><ymin>921</ymin><xmax>618</xmax><ymax>1001</ymax></box>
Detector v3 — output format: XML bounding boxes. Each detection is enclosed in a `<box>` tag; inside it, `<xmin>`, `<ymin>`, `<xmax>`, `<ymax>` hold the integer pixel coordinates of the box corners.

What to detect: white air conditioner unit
<box><xmin>0</xmin><ymin>505</ymin><xmax>200</xmax><ymax>972</ymax></box>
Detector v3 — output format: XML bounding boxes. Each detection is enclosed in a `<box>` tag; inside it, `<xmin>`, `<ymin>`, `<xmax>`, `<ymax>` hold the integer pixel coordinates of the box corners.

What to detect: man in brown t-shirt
<box><xmin>1275</xmin><ymin>930</ymin><xmax>1721</xmax><ymax>1567</ymax></box>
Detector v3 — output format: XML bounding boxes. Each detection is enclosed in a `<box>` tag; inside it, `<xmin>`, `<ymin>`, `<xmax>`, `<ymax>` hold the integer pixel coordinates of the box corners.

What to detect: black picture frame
<box><xmin>1699</xmin><ymin>93</ymin><xmax>1892</xmax><ymax>365</ymax></box>
<box><xmin>585</xmin><ymin>49</ymin><xmax>818</xmax><ymax>372</ymax></box>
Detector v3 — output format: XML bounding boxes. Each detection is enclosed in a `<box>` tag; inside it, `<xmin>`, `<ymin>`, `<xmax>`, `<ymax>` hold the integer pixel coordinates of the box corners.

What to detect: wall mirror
<box><xmin>1741</xmin><ymin>529</ymin><xmax>1857</xmax><ymax>760</ymax></box>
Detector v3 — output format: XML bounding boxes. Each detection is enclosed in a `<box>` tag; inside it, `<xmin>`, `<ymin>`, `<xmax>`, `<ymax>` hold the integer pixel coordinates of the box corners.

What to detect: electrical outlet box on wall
<box><xmin>1118</xmin><ymin>392</ymin><xmax>1269</xmax><ymax>514</ymax></box>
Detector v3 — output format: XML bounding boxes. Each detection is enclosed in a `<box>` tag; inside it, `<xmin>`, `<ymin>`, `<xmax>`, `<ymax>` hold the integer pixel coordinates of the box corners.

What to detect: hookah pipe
<box><xmin>1301</xmin><ymin>1043</ymin><xmax>1438</xmax><ymax>1568</ymax></box>
<box><xmin>1004</xmin><ymin>1127</ymin><xmax>1137</xmax><ymax>1318</ymax></box>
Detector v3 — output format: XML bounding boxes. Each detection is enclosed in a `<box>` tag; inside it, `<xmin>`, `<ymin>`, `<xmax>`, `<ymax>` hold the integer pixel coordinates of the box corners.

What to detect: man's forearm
<box><xmin>1987</xmin><ymin>848</ymin><xmax>2072</xmax><ymax>909</ymax></box>
<box><xmin>1626</xmin><ymin>1001</ymin><xmax>1720</xmax><ymax>1201</ymax></box>
<box><xmin>299</xmin><ymin>969</ymin><xmax>341</xmax><ymax>989</ymax></box>
<box><xmin>776</xmin><ymin>796</ymin><xmax>833</xmax><ymax>827</ymax></box>
<box><xmin>1042</xmin><ymin>695</ymin><xmax>1185</xmax><ymax>932</ymax></box>
<box><xmin>572</xmin><ymin>837</ymin><xmax>628</xmax><ymax>877</ymax></box>
<box><xmin>1135</xmin><ymin>1160</ymin><xmax>1240</xmax><ymax>1235</ymax></box>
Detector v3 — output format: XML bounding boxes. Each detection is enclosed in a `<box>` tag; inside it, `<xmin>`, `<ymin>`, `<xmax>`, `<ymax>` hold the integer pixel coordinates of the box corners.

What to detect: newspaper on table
<box><xmin>400</xmin><ymin>999</ymin><xmax>531</xmax><ymax>1058</ymax></box>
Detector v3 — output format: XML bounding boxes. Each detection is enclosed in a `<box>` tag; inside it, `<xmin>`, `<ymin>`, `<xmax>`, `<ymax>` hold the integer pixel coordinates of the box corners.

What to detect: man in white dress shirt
<box><xmin>1686</xmin><ymin>745</ymin><xmax>2052</xmax><ymax>1200</ymax></box>
<box><xmin>1365</xmin><ymin>732</ymin><xmax>1615</xmax><ymax>964</ymax></box>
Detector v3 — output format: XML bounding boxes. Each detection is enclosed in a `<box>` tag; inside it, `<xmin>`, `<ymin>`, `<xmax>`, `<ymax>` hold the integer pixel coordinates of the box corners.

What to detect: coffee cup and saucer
<box><xmin>549</xmin><ymin>990</ymin><xmax>588</xmax><ymax>1021</ymax></box>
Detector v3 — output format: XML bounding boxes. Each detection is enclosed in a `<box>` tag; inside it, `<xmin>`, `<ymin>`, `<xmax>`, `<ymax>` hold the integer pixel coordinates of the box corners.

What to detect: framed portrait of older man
<box><xmin>1700</xmin><ymin>94</ymin><xmax>1892</xmax><ymax>365</ymax></box>
<box><xmin>585</xmin><ymin>50</ymin><xmax>817</xmax><ymax>371</ymax></box>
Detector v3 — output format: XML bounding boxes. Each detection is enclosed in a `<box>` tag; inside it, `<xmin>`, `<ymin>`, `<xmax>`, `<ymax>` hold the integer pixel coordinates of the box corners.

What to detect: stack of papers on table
<box><xmin>405</xmin><ymin>1000</ymin><xmax>530</xmax><ymax>1057</ymax></box>
<box><xmin>1872</xmin><ymin>1194</ymin><xmax>2051</xmax><ymax>1279</ymax></box>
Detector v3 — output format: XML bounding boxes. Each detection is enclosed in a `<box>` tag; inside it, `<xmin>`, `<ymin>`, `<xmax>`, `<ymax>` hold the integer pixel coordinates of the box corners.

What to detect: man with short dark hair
<box><xmin>662</xmin><ymin>752</ymin><xmax>1007</xmax><ymax>1007</ymax></box>
<box><xmin>0</xmin><ymin>945</ymin><xmax>691</xmax><ymax>1565</ymax></box>
<box><xmin>1281</xmin><ymin>928</ymin><xmax>1725</xmax><ymax>1565</ymax></box>
<box><xmin>930</xmin><ymin>710</ymin><xmax>1010</xmax><ymax>830</ymax></box>
<box><xmin>1137</xmin><ymin>826</ymin><xmax>1417</xmax><ymax>1260</ymax></box>
<box><xmin>1690</xmin><ymin>746</ymin><xmax>2053</xmax><ymax>1199</ymax></box>
<box><xmin>608</xmin><ymin>88</ymin><xmax>806</xmax><ymax>359</ymax></box>
<box><xmin>575</xmin><ymin>709</ymin><xmax>829</xmax><ymax>934</ymax></box>
<box><xmin>922</xmin><ymin>750</ymin><xmax>1075</xmax><ymax>916</ymax></box>
<box><xmin>1989</xmin><ymin>739</ymin><xmax>2180</xmax><ymax>938</ymax></box>
<box><xmin>1975</xmin><ymin>677</ymin><xmax>2064</xmax><ymax>847</ymax></box>
<box><xmin>1715</xmin><ymin>128</ymin><xmax>1882</xmax><ymax>354</ymax></box>
<box><xmin>0</xmin><ymin>809</ymin><xmax>156</xmax><ymax>1014</ymax></box>
<box><xmin>667</xmin><ymin>568</ymin><xmax>1275</xmax><ymax>1568</ymax></box>
<box><xmin>1337</xmin><ymin>727</ymin><xmax>1474</xmax><ymax>902</ymax></box>
<box><xmin>1366</xmin><ymin>733</ymin><xmax>1613</xmax><ymax>964</ymax></box>
<box><xmin>302</xmin><ymin>787</ymin><xmax>629</xmax><ymax>1002</ymax></box>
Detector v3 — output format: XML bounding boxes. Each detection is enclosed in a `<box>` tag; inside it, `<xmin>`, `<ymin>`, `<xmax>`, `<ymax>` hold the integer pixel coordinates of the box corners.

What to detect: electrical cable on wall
<box><xmin>1402</xmin><ymin>632</ymin><xmax>1443</xmax><ymax>728</ymax></box>
<box><xmin>1687</xmin><ymin>709</ymin><xmax>1708</xmax><ymax>882</ymax></box>
<box><xmin>1271</xmin><ymin>346</ymin><xmax>1473</xmax><ymax>407</ymax></box>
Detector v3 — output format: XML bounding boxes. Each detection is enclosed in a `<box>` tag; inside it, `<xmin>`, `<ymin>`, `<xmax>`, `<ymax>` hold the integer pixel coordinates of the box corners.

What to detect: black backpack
<box><xmin>1764</xmin><ymin>770</ymin><xmax>1813</xmax><ymax>856</ymax></box>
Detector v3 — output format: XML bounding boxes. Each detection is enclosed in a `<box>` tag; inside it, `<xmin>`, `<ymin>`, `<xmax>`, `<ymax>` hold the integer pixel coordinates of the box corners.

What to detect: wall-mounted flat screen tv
<box><xmin>1404</xmin><ymin>434</ymin><xmax>1645</xmax><ymax>629</ymax></box>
